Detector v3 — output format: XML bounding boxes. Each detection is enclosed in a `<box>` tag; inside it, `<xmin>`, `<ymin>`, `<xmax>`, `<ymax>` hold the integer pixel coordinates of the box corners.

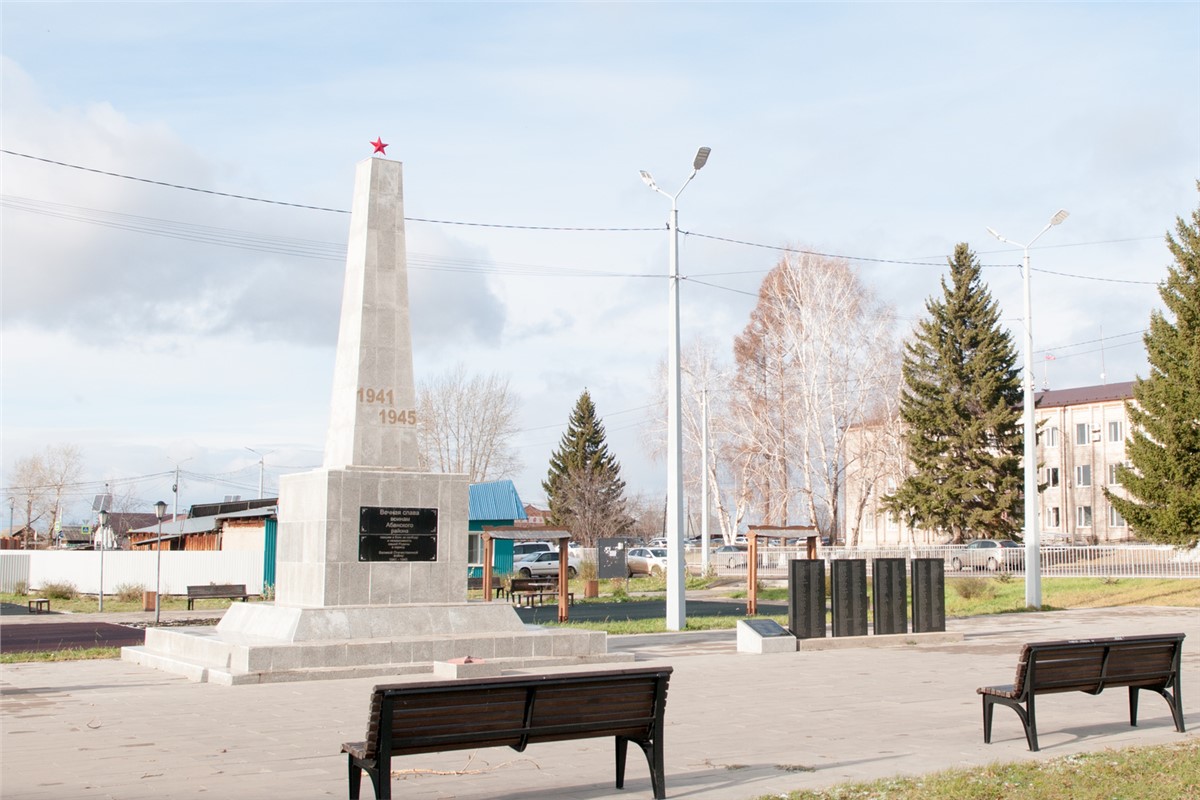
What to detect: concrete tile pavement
<box><xmin>2</xmin><ymin>606</ymin><xmax>1197</xmax><ymax>800</ymax></box>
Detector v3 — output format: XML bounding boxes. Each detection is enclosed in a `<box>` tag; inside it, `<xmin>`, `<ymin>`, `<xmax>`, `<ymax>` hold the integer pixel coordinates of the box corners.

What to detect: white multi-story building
<box><xmin>844</xmin><ymin>381</ymin><xmax>1136</xmax><ymax>546</ymax></box>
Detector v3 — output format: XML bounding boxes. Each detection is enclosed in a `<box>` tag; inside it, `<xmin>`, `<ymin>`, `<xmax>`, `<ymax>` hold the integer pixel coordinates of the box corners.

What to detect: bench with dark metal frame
<box><xmin>27</xmin><ymin>598</ymin><xmax>50</xmax><ymax>613</ymax></box>
<box><xmin>185</xmin><ymin>583</ymin><xmax>251</xmax><ymax>610</ymax></box>
<box><xmin>341</xmin><ymin>666</ymin><xmax>673</xmax><ymax>800</ymax></box>
<box><xmin>977</xmin><ymin>633</ymin><xmax>1186</xmax><ymax>751</ymax></box>
<box><xmin>514</xmin><ymin>590</ymin><xmax>575</xmax><ymax>608</ymax></box>
<box><xmin>499</xmin><ymin>577</ymin><xmax>555</xmax><ymax>601</ymax></box>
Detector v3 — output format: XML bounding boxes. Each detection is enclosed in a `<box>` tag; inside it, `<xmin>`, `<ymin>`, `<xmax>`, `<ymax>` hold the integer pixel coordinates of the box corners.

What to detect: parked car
<box><xmin>951</xmin><ymin>539</ymin><xmax>1024</xmax><ymax>572</ymax></box>
<box><xmin>626</xmin><ymin>547</ymin><xmax>668</xmax><ymax>577</ymax></box>
<box><xmin>647</xmin><ymin>537</ymin><xmax>668</xmax><ymax>549</ymax></box>
<box><xmin>714</xmin><ymin>544</ymin><xmax>748</xmax><ymax>569</ymax></box>
<box><xmin>512</xmin><ymin>541</ymin><xmax>553</xmax><ymax>559</ymax></box>
<box><xmin>515</xmin><ymin>550</ymin><xmax>581</xmax><ymax>579</ymax></box>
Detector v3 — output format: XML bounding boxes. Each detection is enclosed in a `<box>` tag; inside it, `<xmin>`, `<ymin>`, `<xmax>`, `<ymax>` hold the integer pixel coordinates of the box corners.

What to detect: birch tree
<box><xmin>416</xmin><ymin>364</ymin><xmax>521</xmax><ymax>483</ymax></box>
<box><xmin>732</xmin><ymin>252</ymin><xmax>898</xmax><ymax>540</ymax></box>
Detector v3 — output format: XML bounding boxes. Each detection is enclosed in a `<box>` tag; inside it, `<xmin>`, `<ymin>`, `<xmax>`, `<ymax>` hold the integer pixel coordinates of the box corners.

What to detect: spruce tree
<box><xmin>543</xmin><ymin>390</ymin><xmax>631</xmax><ymax>543</ymax></box>
<box><xmin>1106</xmin><ymin>191</ymin><xmax>1200</xmax><ymax>547</ymax></box>
<box><xmin>883</xmin><ymin>243</ymin><xmax>1024</xmax><ymax>543</ymax></box>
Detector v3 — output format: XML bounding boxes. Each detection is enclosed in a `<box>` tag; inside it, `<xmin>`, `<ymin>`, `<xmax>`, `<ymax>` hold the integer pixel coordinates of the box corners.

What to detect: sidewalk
<box><xmin>2</xmin><ymin>606</ymin><xmax>1197</xmax><ymax>799</ymax></box>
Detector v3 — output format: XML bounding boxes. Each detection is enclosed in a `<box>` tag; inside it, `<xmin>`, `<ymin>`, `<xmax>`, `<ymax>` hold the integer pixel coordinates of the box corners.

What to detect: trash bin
<box><xmin>142</xmin><ymin>590</ymin><xmax>156</xmax><ymax>611</ymax></box>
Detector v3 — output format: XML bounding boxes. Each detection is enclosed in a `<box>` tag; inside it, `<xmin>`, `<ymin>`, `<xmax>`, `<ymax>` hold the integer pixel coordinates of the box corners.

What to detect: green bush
<box><xmin>41</xmin><ymin>580</ymin><xmax>78</xmax><ymax>600</ymax></box>
<box><xmin>12</xmin><ymin>580</ymin><xmax>28</xmax><ymax>596</ymax></box>
<box><xmin>950</xmin><ymin>577</ymin><xmax>995</xmax><ymax>600</ymax></box>
<box><xmin>114</xmin><ymin>582</ymin><xmax>145</xmax><ymax>602</ymax></box>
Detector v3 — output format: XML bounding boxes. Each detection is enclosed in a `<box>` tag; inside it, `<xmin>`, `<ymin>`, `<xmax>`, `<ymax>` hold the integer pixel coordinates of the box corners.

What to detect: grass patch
<box><xmin>0</xmin><ymin>592</ymin><xmax>248</xmax><ymax>614</ymax></box>
<box><xmin>768</xmin><ymin>738</ymin><xmax>1200</xmax><ymax>800</ymax></box>
<box><xmin>0</xmin><ymin>647</ymin><xmax>122</xmax><ymax>664</ymax></box>
<box><xmin>732</xmin><ymin>578</ymin><xmax>1200</xmax><ymax>616</ymax></box>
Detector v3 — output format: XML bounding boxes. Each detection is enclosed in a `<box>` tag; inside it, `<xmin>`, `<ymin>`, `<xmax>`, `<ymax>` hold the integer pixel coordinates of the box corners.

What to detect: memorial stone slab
<box><xmin>831</xmin><ymin>559</ymin><xmax>868</xmax><ymax>637</ymax></box>
<box><xmin>912</xmin><ymin>558</ymin><xmax>947</xmax><ymax>633</ymax></box>
<box><xmin>787</xmin><ymin>559</ymin><xmax>827</xmax><ymax>639</ymax></box>
<box><xmin>872</xmin><ymin>558</ymin><xmax>908</xmax><ymax>636</ymax></box>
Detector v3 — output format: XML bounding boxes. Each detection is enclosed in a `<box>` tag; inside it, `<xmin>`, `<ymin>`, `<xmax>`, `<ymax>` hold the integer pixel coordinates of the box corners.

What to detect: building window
<box><xmin>1077</xmin><ymin>506</ymin><xmax>1093</xmax><ymax>527</ymax></box>
<box><xmin>1075</xmin><ymin>423</ymin><xmax>1090</xmax><ymax>445</ymax></box>
<box><xmin>1046</xmin><ymin>467</ymin><xmax>1060</xmax><ymax>488</ymax></box>
<box><xmin>1109</xmin><ymin>505</ymin><xmax>1127</xmax><ymax>527</ymax></box>
<box><xmin>1107</xmin><ymin>463</ymin><xmax>1122</xmax><ymax>485</ymax></box>
<box><xmin>467</xmin><ymin>532</ymin><xmax>483</xmax><ymax>565</ymax></box>
<box><xmin>1046</xmin><ymin>506</ymin><xmax>1060</xmax><ymax>528</ymax></box>
<box><xmin>1075</xmin><ymin>464</ymin><xmax>1091</xmax><ymax>487</ymax></box>
<box><xmin>1044</xmin><ymin>426</ymin><xmax>1060</xmax><ymax>447</ymax></box>
<box><xmin>1108</xmin><ymin>420</ymin><xmax>1123</xmax><ymax>442</ymax></box>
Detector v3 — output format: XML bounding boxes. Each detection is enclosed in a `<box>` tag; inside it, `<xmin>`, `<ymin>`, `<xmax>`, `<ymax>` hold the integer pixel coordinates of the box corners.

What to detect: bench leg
<box><xmin>347</xmin><ymin>755</ymin><xmax>362</xmax><ymax>800</ymax></box>
<box><xmin>982</xmin><ymin>695</ymin><xmax>1037</xmax><ymax>751</ymax></box>
<box><xmin>1133</xmin><ymin>685</ymin><xmax>1187</xmax><ymax>733</ymax></box>
<box><xmin>615</xmin><ymin>736</ymin><xmax>628</xmax><ymax>789</ymax></box>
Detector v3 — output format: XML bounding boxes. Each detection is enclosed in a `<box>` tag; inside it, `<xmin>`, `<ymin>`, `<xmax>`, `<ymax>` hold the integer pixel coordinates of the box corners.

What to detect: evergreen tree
<box><xmin>543</xmin><ymin>390</ymin><xmax>632</xmax><ymax>544</ymax></box>
<box><xmin>883</xmin><ymin>243</ymin><xmax>1024</xmax><ymax>543</ymax></box>
<box><xmin>1107</xmin><ymin>191</ymin><xmax>1200</xmax><ymax>547</ymax></box>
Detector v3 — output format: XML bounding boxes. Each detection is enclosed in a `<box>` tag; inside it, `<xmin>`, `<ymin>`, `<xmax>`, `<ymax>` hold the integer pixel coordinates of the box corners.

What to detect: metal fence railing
<box><xmin>688</xmin><ymin>544</ymin><xmax>1200</xmax><ymax>580</ymax></box>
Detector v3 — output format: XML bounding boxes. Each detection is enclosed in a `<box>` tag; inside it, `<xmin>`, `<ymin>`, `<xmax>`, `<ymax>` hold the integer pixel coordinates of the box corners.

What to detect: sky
<box><xmin>2</xmin><ymin>2</ymin><xmax>1198</xmax><ymax>528</ymax></box>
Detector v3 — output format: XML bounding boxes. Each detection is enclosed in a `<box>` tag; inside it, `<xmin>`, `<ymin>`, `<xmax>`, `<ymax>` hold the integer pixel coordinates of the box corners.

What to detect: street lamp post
<box><xmin>153</xmin><ymin>500</ymin><xmax>167</xmax><ymax>625</ymax></box>
<box><xmin>986</xmin><ymin>209</ymin><xmax>1069</xmax><ymax>609</ymax></box>
<box><xmin>97</xmin><ymin>509</ymin><xmax>109</xmax><ymax>612</ymax></box>
<box><xmin>640</xmin><ymin>146</ymin><xmax>711</xmax><ymax>631</ymax></box>
<box><xmin>245</xmin><ymin>447</ymin><xmax>273</xmax><ymax>499</ymax></box>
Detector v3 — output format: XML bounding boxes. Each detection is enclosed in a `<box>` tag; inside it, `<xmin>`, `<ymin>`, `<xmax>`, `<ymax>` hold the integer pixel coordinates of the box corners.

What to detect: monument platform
<box><xmin>123</xmin><ymin>601</ymin><xmax>626</xmax><ymax>685</ymax></box>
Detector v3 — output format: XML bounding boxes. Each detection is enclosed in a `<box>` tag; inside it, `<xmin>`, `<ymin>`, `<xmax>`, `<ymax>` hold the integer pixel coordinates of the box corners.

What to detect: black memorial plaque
<box><xmin>872</xmin><ymin>558</ymin><xmax>908</xmax><ymax>635</ymax></box>
<box><xmin>831</xmin><ymin>559</ymin><xmax>868</xmax><ymax>637</ymax></box>
<box><xmin>788</xmin><ymin>559</ymin><xmax>827</xmax><ymax>639</ymax></box>
<box><xmin>358</xmin><ymin>507</ymin><xmax>438</xmax><ymax>562</ymax></box>
<box><xmin>912</xmin><ymin>558</ymin><xmax>946</xmax><ymax>633</ymax></box>
<box><xmin>743</xmin><ymin>618</ymin><xmax>790</xmax><ymax>638</ymax></box>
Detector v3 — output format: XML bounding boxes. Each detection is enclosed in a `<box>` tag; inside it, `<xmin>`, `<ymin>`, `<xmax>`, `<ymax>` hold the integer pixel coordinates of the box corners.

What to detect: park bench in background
<box><xmin>185</xmin><ymin>583</ymin><xmax>251</xmax><ymax>610</ymax></box>
<box><xmin>978</xmin><ymin>632</ymin><xmax>1186</xmax><ymax>751</ymax></box>
<box><xmin>341</xmin><ymin>666</ymin><xmax>673</xmax><ymax>799</ymax></box>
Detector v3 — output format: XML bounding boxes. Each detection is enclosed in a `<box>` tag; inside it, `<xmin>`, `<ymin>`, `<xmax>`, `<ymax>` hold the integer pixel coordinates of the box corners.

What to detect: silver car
<box><xmin>626</xmin><ymin>547</ymin><xmax>668</xmax><ymax>577</ymax></box>
<box><xmin>951</xmin><ymin>539</ymin><xmax>1024</xmax><ymax>572</ymax></box>
<box><xmin>515</xmin><ymin>550</ymin><xmax>580</xmax><ymax>579</ymax></box>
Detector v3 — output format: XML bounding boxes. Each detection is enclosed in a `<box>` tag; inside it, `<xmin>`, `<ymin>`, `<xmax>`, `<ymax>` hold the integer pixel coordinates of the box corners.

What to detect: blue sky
<box><xmin>2</xmin><ymin>2</ymin><xmax>1198</xmax><ymax>525</ymax></box>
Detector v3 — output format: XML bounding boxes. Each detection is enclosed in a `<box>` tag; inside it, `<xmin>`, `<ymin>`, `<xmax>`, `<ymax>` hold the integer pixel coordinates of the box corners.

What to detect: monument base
<box><xmin>122</xmin><ymin>602</ymin><xmax>627</xmax><ymax>685</ymax></box>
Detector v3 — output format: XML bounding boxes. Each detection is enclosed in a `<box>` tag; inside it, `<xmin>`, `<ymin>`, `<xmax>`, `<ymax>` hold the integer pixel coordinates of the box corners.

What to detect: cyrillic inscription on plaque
<box><xmin>358</xmin><ymin>507</ymin><xmax>438</xmax><ymax>562</ymax></box>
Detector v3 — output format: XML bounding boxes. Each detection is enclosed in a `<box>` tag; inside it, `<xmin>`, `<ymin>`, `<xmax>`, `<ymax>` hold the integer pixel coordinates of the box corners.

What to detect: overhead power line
<box><xmin>2</xmin><ymin>149</ymin><xmax>1164</xmax><ymax>285</ymax></box>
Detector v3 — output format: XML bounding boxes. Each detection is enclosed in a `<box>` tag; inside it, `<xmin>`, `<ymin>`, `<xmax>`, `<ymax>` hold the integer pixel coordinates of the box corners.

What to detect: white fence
<box><xmin>690</xmin><ymin>544</ymin><xmax>1200</xmax><ymax>580</ymax></box>
<box><xmin>0</xmin><ymin>551</ymin><xmax>265</xmax><ymax>595</ymax></box>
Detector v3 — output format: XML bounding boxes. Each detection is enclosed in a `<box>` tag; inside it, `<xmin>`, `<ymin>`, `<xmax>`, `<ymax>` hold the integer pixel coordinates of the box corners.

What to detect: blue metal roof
<box><xmin>468</xmin><ymin>480</ymin><xmax>528</xmax><ymax>522</ymax></box>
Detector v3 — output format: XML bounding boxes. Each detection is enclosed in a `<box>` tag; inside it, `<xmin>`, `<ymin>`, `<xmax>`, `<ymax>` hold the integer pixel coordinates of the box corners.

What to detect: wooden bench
<box><xmin>514</xmin><ymin>590</ymin><xmax>575</xmax><ymax>608</ymax></box>
<box><xmin>186</xmin><ymin>583</ymin><xmax>251</xmax><ymax>610</ymax></box>
<box><xmin>977</xmin><ymin>633</ymin><xmax>1186</xmax><ymax>751</ymax></box>
<box><xmin>341</xmin><ymin>666</ymin><xmax>673</xmax><ymax>799</ymax></box>
<box><xmin>27</xmin><ymin>598</ymin><xmax>50</xmax><ymax>613</ymax></box>
<box><xmin>498</xmin><ymin>577</ymin><xmax>554</xmax><ymax>601</ymax></box>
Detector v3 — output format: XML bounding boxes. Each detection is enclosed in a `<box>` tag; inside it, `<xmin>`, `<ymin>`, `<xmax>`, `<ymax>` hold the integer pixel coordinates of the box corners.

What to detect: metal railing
<box><xmin>689</xmin><ymin>544</ymin><xmax>1200</xmax><ymax>580</ymax></box>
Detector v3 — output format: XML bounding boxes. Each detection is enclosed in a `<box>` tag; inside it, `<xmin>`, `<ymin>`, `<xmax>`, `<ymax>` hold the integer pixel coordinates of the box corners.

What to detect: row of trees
<box><xmin>12</xmin><ymin>195</ymin><xmax>1197</xmax><ymax>550</ymax></box>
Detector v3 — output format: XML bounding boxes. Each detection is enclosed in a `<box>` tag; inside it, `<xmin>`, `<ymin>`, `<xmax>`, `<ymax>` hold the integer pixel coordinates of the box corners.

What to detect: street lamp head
<box><xmin>1050</xmin><ymin>209</ymin><xmax>1069</xmax><ymax>226</ymax></box>
<box><xmin>985</xmin><ymin>226</ymin><xmax>1003</xmax><ymax>241</ymax></box>
<box><xmin>693</xmin><ymin>147</ymin><xmax>711</xmax><ymax>171</ymax></box>
<box><xmin>154</xmin><ymin>500</ymin><xmax>167</xmax><ymax>521</ymax></box>
<box><xmin>639</xmin><ymin>170</ymin><xmax>658</xmax><ymax>192</ymax></box>
<box><xmin>98</xmin><ymin>509</ymin><xmax>109</xmax><ymax>527</ymax></box>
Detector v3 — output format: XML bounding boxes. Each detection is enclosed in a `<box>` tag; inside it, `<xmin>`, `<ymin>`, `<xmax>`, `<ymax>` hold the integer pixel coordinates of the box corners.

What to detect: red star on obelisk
<box><xmin>370</xmin><ymin>137</ymin><xmax>388</xmax><ymax>155</ymax></box>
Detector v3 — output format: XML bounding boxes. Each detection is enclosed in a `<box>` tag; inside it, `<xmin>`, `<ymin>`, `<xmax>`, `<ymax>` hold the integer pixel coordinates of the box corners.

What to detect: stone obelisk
<box><xmin>124</xmin><ymin>155</ymin><xmax>614</xmax><ymax>683</ymax></box>
<box><xmin>273</xmin><ymin>156</ymin><xmax>467</xmax><ymax>608</ymax></box>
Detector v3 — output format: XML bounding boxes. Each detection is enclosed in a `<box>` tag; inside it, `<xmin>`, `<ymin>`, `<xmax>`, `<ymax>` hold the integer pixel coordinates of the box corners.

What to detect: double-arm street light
<box><xmin>640</xmin><ymin>146</ymin><xmax>711</xmax><ymax>631</ymax></box>
<box><xmin>986</xmin><ymin>209</ymin><xmax>1069</xmax><ymax>609</ymax></box>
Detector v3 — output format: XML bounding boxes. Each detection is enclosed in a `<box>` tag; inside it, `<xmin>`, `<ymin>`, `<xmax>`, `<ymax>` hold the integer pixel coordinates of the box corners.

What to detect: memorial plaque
<box><xmin>912</xmin><ymin>558</ymin><xmax>947</xmax><ymax>633</ymax></box>
<box><xmin>872</xmin><ymin>558</ymin><xmax>908</xmax><ymax>635</ymax></box>
<box><xmin>831</xmin><ymin>559</ymin><xmax>868</xmax><ymax>637</ymax></box>
<box><xmin>743</xmin><ymin>618</ymin><xmax>790</xmax><ymax>637</ymax></box>
<box><xmin>788</xmin><ymin>559</ymin><xmax>827</xmax><ymax>639</ymax></box>
<box><xmin>358</xmin><ymin>507</ymin><xmax>438</xmax><ymax>562</ymax></box>
<box><xmin>597</xmin><ymin>538</ymin><xmax>637</xmax><ymax>579</ymax></box>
